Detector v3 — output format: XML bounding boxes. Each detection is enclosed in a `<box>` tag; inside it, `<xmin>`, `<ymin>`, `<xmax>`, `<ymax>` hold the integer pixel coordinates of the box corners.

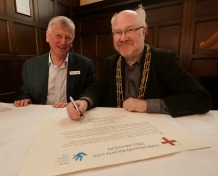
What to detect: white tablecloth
<box><xmin>0</xmin><ymin>103</ymin><xmax>218</xmax><ymax>176</ymax></box>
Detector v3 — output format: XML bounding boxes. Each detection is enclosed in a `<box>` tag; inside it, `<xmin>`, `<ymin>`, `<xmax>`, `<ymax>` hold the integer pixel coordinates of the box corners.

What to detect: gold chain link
<box><xmin>116</xmin><ymin>44</ymin><xmax>151</xmax><ymax>107</ymax></box>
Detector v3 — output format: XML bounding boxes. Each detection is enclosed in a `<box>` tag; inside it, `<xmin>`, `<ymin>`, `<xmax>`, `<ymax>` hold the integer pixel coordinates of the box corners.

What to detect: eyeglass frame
<box><xmin>112</xmin><ymin>26</ymin><xmax>145</xmax><ymax>38</ymax></box>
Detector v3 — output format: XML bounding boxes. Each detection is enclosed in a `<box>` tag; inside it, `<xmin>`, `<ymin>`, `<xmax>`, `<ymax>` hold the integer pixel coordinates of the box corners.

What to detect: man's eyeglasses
<box><xmin>112</xmin><ymin>26</ymin><xmax>144</xmax><ymax>38</ymax></box>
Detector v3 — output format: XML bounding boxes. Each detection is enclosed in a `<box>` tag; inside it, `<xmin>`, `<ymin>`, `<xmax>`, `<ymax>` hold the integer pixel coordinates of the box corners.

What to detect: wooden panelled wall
<box><xmin>73</xmin><ymin>0</ymin><xmax>218</xmax><ymax>79</ymax></box>
<box><xmin>0</xmin><ymin>0</ymin><xmax>76</xmax><ymax>102</ymax></box>
<box><xmin>1</xmin><ymin>0</ymin><xmax>218</xmax><ymax>103</ymax></box>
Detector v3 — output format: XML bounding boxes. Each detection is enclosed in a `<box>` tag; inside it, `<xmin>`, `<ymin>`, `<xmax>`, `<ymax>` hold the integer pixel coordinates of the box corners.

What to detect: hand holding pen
<box><xmin>69</xmin><ymin>96</ymin><xmax>84</xmax><ymax>119</ymax></box>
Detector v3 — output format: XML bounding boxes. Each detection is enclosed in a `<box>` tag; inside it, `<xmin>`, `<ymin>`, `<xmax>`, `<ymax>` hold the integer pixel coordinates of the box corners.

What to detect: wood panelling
<box><xmin>196</xmin><ymin>0</ymin><xmax>218</xmax><ymax>18</ymax></box>
<box><xmin>81</xmin><ymin>35</ymin><xmax>96</xmax><ymax>58</ymax></box>
<box><xmin>158</xmin><ymin>24</ymin><xmax>181</xmax><ymax>54</ymax></box>
<box><xmin>56</xmin><ymin>2</ymin><xmax>71</xmax><ymax>17</ymax></box>
<box><xmin>190</xmin><ymin>0</ymin><xmax>218</xmax><ymax>79</ymax></box>
<box><xmin>145</xmin><ymin>28</ymin><xmax>154</xmax><ymax>45</ymax></box>
<box><xmin>192</xmin><ymin>59</ymin><xmax>218</xmax><ymax>78</ymax></box>
<box><xmin>96</xmin><ymin>34</ymin><xmax>114</xmax><ymax>58</ymax></box>
<box><xmin>79</xmin><ymin>13</ymin><xmax>115</xmax><ymax>75</ymax></box>
<box><xmin>39</xmin><ymin>28</ymin><xmax>50</xmax><ymax>54</ymax></box>
<box><xmin>0</xmin><ymin>19</ymin><xmax>11</xmax><ymax>55</ymax></box>
<box><xmin>14</xmin><ymin>23</ymin><xmax>37</xmax><ymax>56</ymax></box>
<box><xmin>0</xmin><ymin>0</ymin><xmax>74</xmax><ymax>102</ymax></box>
<box><xmin>145</xmin><ymin>2</ymin><xmax>183</xmax><ymax>25</ymax></box>
<box><xmin>0</xmin><ymin>0</ymin><xmax>5</xmax><ymax>14</ymax></box>
<box><xmin>38</xmin><ymin>0</ymin><xmax>54</xmax><ymax>25</ymax></box>
<box><xmin>96</xmin><ymin>33</ymin><xmax>114</xmax><ymax>74</ymax></box>
<box><xmin>81</xmin><ymin>17</ymin><xmax>112</xmax><ymax>34</ymax></box>
<box><xmin>194</xmin><ymin>21</ymin><xmax>218</xmax><ymax>54</ymax></box>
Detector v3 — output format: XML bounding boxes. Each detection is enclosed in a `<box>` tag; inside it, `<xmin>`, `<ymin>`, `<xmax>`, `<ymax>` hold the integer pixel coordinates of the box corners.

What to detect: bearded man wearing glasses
<box><xmin>66</xmin><ymin>5</ymin><xmax>212</xmax><ymax>120</ymax></box>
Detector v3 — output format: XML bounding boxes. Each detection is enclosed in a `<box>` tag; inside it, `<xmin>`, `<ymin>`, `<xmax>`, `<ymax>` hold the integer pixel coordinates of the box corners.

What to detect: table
<box><xmin>0</xmin><ymin>103</ymin><xmax>218</xmax><ymax>176</ymax></box>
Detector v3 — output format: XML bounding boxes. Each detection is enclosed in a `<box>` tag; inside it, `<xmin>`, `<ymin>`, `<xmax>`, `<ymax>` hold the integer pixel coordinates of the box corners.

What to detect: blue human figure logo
<box><xmin>73</xmin><ymin>152</ymin><xmax>87</xmax><ymax>161</ymax></box>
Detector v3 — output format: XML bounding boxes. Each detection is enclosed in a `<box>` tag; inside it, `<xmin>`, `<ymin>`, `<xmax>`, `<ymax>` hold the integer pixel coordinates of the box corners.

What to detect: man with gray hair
<box><xmin>66</xmin><ymin>6</ymin><xmax>212</xmax><ymax>119</ymax></box>
<box><xmin>14</xmin><ymin>16</ymin><xmax>96</xmax><ymax>108</ymax></box>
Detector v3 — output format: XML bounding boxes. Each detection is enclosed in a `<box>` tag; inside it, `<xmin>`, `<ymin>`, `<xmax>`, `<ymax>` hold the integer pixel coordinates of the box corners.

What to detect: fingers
<box><xmin>14</xmin><ymin>100</ymin><xmax>19</xmax><ymax>107</ymax></box>
<box><xmin>53</xmin><ymin>102</ymin><xmax>68</xmax><ymax>108</ymax></box>
<box><xmin>66</xmin><ymin>103</ymin><xmax>82</xmax><ymax>120</ymax></box>
<box><xmin>123</xmin><ymin>99</ymin><xmax>135</xmax><ymax>112</ymax></box>
<box><xmin>123</xmin><ymin>98</ymin><xmax>147</xmax><ymax>112</ymax></box>
<box><xmin>76</xmin><ymin>100</ymin><xmax>88</xmax><ymax>113</ymax></box>
<box><xmin>14</xmin><ymin>99</ymin><xmax>31</xmax><ymax>107</ymax></box>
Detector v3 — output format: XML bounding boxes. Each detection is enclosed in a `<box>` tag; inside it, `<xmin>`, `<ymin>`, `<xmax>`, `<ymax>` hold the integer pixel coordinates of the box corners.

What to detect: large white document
<box><xmin>19</xmin><ymin>108</ymin><xmax>209</xmax><ymax>176</ymax></box>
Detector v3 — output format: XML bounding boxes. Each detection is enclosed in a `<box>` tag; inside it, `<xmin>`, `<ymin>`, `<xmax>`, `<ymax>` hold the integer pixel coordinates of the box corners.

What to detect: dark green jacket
<box><xmin>17</xmin><ymin>52</ymin><xmax>96</xmax><ymax>104</ymax></box>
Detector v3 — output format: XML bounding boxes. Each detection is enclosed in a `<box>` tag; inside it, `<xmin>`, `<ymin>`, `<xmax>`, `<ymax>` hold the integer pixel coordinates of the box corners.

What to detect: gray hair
<box><xmin>47</xmin><ymin>16</ymin><xmax>75</xmax><ymax>34</ymax></box>
<box><xmin>111</xmin><ymin>5</ymin><xmax>147</xmax><ymax>28</ymax></box>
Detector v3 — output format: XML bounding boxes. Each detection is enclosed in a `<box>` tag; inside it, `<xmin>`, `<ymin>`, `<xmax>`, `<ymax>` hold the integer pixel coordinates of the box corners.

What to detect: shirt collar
<box><xmin>48</xmin><ymin>52</ymin><xmax>69</xmax><ymax>68</ymax></box>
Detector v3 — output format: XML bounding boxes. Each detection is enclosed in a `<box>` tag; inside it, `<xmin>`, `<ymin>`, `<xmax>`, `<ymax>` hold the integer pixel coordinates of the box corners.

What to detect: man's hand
<box><xmin>14</xmin><ymin>99</ymin><xmax>32</xmax><ymax>107</ymax></box>
<box><xmin>66</xmin><ymin>100</ymin><xmax>88</xmax><ymax>120</ymax></box>
<box><xmin>123</xmin><ymin>97</ymin><xmax>147</xmax><ymax>112</ymax></box>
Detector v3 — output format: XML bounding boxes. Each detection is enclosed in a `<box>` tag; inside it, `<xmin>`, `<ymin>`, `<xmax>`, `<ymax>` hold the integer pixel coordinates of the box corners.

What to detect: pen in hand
<box><xmin>69</xmin><ymin>96</ymin><xmax>84</xmax><ymax>119</ymax></box>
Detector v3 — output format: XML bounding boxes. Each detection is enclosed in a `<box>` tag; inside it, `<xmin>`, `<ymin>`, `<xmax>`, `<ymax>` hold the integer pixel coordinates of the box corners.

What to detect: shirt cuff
<box><xmin>79</xmin><ymin>96</ymin><xmax>93</xmax><ymax>109</ymax></box>
<box><xmin>147</xmin><ymin>99</ymin><xmax>169</xmax><ymax>114</ymax></box>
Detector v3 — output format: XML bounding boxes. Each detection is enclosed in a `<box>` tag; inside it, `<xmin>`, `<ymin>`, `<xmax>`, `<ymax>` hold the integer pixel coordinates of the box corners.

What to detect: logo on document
<box><xmin>161</xmin><ymin>137</ymin><xmax>179</xmax><ymax>146</ymax></box>
<box><xmin>73</xmin><ymin>152</ymin><xmax>87</xmax><ymax>161</ymax></box>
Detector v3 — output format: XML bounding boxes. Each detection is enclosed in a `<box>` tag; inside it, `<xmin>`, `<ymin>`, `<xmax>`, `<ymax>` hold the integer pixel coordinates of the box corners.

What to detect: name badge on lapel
<box><xmin>69</xmin><ymin>71</ymin><xmax>81</xmax><ymax>75</ymax></box>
